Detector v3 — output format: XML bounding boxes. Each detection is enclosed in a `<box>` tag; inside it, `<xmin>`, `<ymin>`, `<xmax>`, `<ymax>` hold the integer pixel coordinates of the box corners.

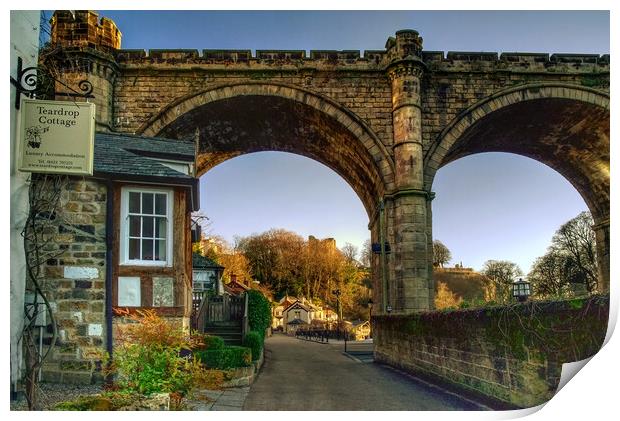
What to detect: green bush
<box><xmin>195</xmin><ymin>346</ymin><xmax>252</xmax><ymax>369</ymax></box>
<box><xmin>243</xmin><ymin>331</ymin><xmax>263</xmax><ymax>361</ymax></box>
<box><xmin>105</xmin><ymin>310</ymin><xmax>219</xmax><ymax>396</ymax></box>
<box><xmin>194</xmin><ymin>334</ymin><xmax>225</xmax><ymax>351</ymax></box>
<box><xmin>247</xmin><ymin>290</ymin><xmax>271</xmax><ymax>336</ymax></box>
<box><xmin>113</xmin><ymin>344</ymin><xmax>197</xmax><ymax>395</ymax></box>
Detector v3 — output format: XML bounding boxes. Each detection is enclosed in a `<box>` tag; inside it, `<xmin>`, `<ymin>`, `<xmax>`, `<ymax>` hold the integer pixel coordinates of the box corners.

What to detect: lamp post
<box><xmin>332</xmin><ymin>289</ymin><xmax>341</xmax><ymax>340</ymax></box>
<box><xmin>368</xmin><ymin>298</ymin><xmax>374</xmax><ymax>338</ymax></box>
<box><xmin>512</xmin><ymin>278</ymin><xmax>531</xmax><ymax>302</ymax></box>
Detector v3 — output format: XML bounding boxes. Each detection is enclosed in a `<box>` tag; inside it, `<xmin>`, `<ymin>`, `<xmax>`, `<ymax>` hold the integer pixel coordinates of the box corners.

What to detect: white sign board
<box><xmin>19</xmin><ymin>99</ymin><xmax>95</xmax><ymax>175</ymax></box>
<box><xmin>118</xmin><ymin>276</ymin><xmax>141</xmax><ymax>307</ymax></box>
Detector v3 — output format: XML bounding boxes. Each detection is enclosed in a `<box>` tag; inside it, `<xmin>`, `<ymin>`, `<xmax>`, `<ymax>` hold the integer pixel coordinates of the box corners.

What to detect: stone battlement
<box><xmin>110</xmin><ymin>48</ymin><xmax>609</xmax><ymax>72</ymax></box>
<box><xmin>49</xmin><ymin>11</ymin><xmax>608</xmax><ymax>72</ymax></box>
<box><xmin>51</xmin><ymin>10</ymin><xmax>121</xmax><ymax>52</ymax></box>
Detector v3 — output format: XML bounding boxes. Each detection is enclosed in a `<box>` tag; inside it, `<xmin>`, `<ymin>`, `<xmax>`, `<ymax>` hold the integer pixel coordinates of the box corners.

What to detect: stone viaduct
<box><xmin>48</xmin><ymin>11</ymin><xmax>610</xmax><ymax>315</ymax></box>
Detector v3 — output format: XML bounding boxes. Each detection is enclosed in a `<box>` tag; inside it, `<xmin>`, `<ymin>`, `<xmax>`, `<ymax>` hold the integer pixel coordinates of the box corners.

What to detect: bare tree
<box><xmin>528</xmin><ymin>250</ymin><xmax>572</xmax><ymax>298</ymax></box>
<box><xmin>528</xmin><ymin>211</ymin><xmax>598</xmax><ymax>297</ymax></box>
<box><xmin>340</xmin><ymin>242</ymin><xmax>358</xmax><ymax>264</ymax></box>
<box><xmin>360</xmin><ymin>239</ymin><xmax>372</xmax><ymax>268</ymax></box>
<box><xmin>551</xmin><ymin>211</ymin><xmax>597</xmax><ymax>292</ymax></box>
<box><xmin>481</xmin><ymin>260</ymin><xmax>523</xmax><ymax>303</ymax></box>
<box><xmin>432</xmin><ymin>240</ymin><xmax>452</xmax><ymax>268</ymax></box>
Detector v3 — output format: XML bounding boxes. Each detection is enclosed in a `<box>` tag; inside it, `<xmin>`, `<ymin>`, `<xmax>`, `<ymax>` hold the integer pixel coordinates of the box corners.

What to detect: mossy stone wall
<box><xmin>373</xmin><ymin>295</ymin><xmax>608</xmax><ymax>408</ymax></box>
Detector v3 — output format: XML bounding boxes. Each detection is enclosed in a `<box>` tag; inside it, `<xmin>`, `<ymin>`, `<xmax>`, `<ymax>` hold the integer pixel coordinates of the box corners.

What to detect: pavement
<box><xmin>186</xmin><ymin>386</ymin><xmax>250</xmax><ymax>410</ymax></box>
<box><xmin>242</xmin><ymin>333</ymin><xmax>489</xmax><ymax>411</ymax></box>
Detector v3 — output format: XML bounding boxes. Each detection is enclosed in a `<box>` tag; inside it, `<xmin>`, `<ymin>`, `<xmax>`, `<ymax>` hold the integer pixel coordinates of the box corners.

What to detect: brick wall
<box><xmin>373</xmin><ymin>295</ymin><xmax>608</xmax><ymax>408</ymax></box>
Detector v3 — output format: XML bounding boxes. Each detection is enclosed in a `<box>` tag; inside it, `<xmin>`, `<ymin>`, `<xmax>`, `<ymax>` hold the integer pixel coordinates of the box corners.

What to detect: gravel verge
<box><xmin>10</xmin><ymin>383</ymin><xmax>103</xmax><ymax>411</ymax></box>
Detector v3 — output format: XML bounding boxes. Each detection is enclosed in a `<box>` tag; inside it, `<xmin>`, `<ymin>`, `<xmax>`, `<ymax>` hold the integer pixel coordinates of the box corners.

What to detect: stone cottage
<box><xmin>39</xmin><ymin>131</ymin><xmax>199</xmax><ymax>384</ymax></box>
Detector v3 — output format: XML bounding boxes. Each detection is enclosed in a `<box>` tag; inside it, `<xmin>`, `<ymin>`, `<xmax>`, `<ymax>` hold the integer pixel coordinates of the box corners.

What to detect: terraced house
<box><xmin>38</xmin><ymin>132</ymin><xmax>200</xmax><ymax>384</ymax></box>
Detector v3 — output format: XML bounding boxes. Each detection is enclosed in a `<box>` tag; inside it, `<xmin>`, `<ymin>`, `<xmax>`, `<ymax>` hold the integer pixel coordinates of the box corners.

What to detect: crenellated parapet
<box><xmin>48</xmin><ymin>11</ymin><xmax>608</xmax><ymax>77</ymax></box>
<box><xmin>107</xmin><ymin>47</ymin><xmax>609</xmax><ymax>75</ymax></box>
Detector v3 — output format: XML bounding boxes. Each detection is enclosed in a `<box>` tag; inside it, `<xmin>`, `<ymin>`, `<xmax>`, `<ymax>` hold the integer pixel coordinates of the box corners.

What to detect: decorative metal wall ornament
<box><xmin>10</xmin><ymin>56</ymin><xmax>94</xmax><ymax>110</ymax></box>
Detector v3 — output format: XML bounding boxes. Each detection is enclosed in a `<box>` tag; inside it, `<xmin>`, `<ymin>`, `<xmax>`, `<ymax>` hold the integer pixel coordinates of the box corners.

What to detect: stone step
<box><xmin>205</xmin><ymin>327</ymin><xmax>242</xmax><ymax>335</ymax></box>
<box><xmin>206</xmin><ymin>333</ymin><xmax>243</xmax><ymax>346</ymax></box>
<box><xmin>206</xmin><ymin>331</ymin><xmax>241</xmax><ymax>337</ymax></box>
<box><xmin>205</xmin><ymin>322</ymin><xmax>242</xmax><ymax>328</ymax></box>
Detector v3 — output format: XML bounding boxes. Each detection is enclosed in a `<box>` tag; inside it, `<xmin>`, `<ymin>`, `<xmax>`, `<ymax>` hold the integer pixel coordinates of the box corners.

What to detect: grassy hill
<box><xmin>433</xmin><ymin>267</ymin><xmax>490</xmax><ymax>303</ymax></box>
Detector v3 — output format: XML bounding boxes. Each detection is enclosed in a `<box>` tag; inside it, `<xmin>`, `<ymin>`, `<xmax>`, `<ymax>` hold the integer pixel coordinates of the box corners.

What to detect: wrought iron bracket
<box><xmin>10</xmin><ymin>56</ymin><xmax>95</xmax><ymax>110</ymax></box>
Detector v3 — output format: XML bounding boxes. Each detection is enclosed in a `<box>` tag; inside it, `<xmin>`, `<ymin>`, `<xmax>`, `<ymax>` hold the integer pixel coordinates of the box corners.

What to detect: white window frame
<box><xmin>120</xmin><ymin>186</ymin><xmax>174</xmax><ymax>267</ymax></box>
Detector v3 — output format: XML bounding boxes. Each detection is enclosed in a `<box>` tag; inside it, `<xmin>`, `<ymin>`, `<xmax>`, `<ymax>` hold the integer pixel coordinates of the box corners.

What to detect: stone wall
<box><xmin>373</xmin><ymin>295</ymin><xmax>608</xmax><ymax>408</ymax></box>
<box><xmin>40</xmin><ymin>177</ymin><xmax>108</xmax><ymax>384</ymax></box>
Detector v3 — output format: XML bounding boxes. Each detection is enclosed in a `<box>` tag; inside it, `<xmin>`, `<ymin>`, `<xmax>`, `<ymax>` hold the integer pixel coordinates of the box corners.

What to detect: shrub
<box><xmin>247</xmin><ymin>290</ymin><xmax>271</xmax><ymax>336</ymax></box>
<box><xmin>106</xmin><ymin>309</ymin><xmax>222</xmax><ymax>396</ymax></box>
<box><xmin>195</xmin><ymin>346</ymin><xmax>252</xmax><ymax>369</ymax></box>
<box><xmin>243</xmin><ymin>331</ymin><xmax>263</xmax><ymax>361</ymax></box>
<box><xmin>192</xmin><ymin>369</ymin><xmax>226</xmax><ymax>391</ymax></box>
<box><xmin>193</xmin><ymin>334</ymin><xmax>225</xmax><ymax>351</ymax></box>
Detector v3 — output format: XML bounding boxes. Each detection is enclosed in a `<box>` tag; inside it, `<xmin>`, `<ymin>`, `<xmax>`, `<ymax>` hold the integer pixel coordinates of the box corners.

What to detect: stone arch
<box><xmin>425</xmin><ymin>82</ymin><xmax>610</xmax><ymax>291</ymax></box>
<box><xmin>424</xmin><ymin>83</ymin><xmax>609</xmax><ymax>220</ymax></box>
<box><xmin>138</xmin><ymin>82</ymin><xmax>396</xmax><ymax>218</ymax></box>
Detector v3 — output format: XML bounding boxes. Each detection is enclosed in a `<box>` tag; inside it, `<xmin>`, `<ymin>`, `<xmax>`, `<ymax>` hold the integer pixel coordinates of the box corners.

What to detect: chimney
<box><xmin>231</xmin><ymin>273</ymin><xmax>237</xmax><ymax>283</ymax></box>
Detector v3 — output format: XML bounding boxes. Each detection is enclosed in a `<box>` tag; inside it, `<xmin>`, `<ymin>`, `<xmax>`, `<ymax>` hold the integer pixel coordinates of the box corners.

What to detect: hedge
<box><xmin>247</xmin><ymin>290</ymin><xmax>271</xmax><ymax>336</ymax></box>
<box><xmin>194</xmin><ymin>346</ymin><xmax>252</xmax><ymax>369</ymax></box>
<box><xmin>242</xmin><ymin>330</ymin><xmax>263</xmax><ymax>361</ymax></box>
<box><xmin>197</xmin><ymin>334</ymin><xmax>225</xmax><ymax>351</ymax></box>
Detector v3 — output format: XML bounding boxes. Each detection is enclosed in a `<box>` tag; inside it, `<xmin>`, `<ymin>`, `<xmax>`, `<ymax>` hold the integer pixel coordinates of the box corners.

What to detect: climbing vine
<box><xmin>376</xmin><ymin>295</ymin><xmax>608</xmax><ymax>363</ymax></box>
<box><xmin>21</xmin><ymin>174</ymin><xmax>68</xmax><ymax>409</ymax></box>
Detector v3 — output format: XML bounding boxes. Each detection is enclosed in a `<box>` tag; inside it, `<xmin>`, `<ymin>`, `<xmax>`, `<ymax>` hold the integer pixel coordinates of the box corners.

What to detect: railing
<box><xmin>192</xmin><ymin>293</ymin><xmax>208</xmax><ymax>332</ymax></box>
<box><xmin>192</xmin><ymin>291</ymin><xmax>207</xmax><ymax>314</ymax></box>
<box><xmin>295</xmin><ymin>329</ymin><xmax>330</xmax><ymax>343</ymax></box>
<box><xmin>191</xmin><ymin>291</ymin><xmax>247</xmax><ymax>332</ymax></box>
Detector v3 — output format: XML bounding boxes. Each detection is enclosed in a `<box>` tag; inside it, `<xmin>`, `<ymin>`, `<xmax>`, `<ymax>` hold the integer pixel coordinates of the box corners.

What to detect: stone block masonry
<box><xmin>40</xmin><ymin>178</ymin><xmax>108</xmax><ymax>385</ymax></box>
<box><xmin>47</xmin><ymin>10</ymin><xmax>610</xmax><ymax>314</ymax></box>
<box><xmin>373</xmin><ymin>295</ymin><xmax>608</xmax><ymax>408</ymax></box>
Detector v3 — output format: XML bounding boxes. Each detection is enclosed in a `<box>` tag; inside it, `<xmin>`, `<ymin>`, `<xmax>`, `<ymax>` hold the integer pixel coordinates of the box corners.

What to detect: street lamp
<box><xmin>368</xmin><ymin>298</ymin><xmax>374</xmax><ymax>338</ymax></box>
<box><xmin>512</xmin><ymin>278</ymin><xmax>531</xmax><ymax>302</ymax></box>
<box><xmin>332</xmin><ymin>289</ymin><xmax>341</xmax><ymax>339</ymax></box>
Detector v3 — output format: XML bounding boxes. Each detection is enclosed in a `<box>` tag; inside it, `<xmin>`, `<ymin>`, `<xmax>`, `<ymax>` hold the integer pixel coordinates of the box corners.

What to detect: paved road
<box><xmin>243</xmin><ymin>334</ymin><xmax>486</xmax><ymax>411</ymax></box>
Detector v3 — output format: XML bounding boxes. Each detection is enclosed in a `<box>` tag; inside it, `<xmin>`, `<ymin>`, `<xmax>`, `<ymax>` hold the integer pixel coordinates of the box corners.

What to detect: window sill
<box><xmin>120</xmin><ymin>260</ymin><xmax>172</xmax><ymax>267</ymax></box>
<box><xmin>113</xmin><ymin>306</ymin><xmax>185</xmax><ymax>317</ymax></box>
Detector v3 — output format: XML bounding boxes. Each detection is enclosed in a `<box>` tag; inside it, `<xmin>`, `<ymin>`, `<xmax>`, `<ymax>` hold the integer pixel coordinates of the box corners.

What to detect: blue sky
<box><xmin>80</xmin><ymin>10</ymin><xmax>608</xmax><ymax>273</ymax></box>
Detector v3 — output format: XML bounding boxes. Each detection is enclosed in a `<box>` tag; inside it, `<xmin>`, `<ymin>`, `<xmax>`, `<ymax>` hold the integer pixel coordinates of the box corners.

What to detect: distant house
<box><xmin>286</xmin><ymin>318</ymin><xmax>309</xmax><ymax>335</ymax></box>
<box><xmin>324</xmin><ymin>308</ymin><xmax>339</xmax><ymax>325</ymax></box>
<box><xmin>306</xmin><ymin>301</ymin><xmax>324</xmax><ymax>321</ymax></box>
<box><xmin>224</xmin><ymin>274</ymin><xmax>251</xmax><ymax>296</ymax></box>
<box><xmin>271</xmin><ymin>296</ymin><xmax>339</xmax><ymax>332</ymax></box>
<box><xmin>272</xmin><ymin>296</ymin><xmax>299</xmax><ymax>330</ymax></box>
<box><xmin>348</xmin><ymin>320</ymin><xmax>371</xmax><ymax>340</ymax></box>
<box><xmin>282</xmin><ymin>300</ymin><xmax>311</xmax><ymax>334</ymax></box>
